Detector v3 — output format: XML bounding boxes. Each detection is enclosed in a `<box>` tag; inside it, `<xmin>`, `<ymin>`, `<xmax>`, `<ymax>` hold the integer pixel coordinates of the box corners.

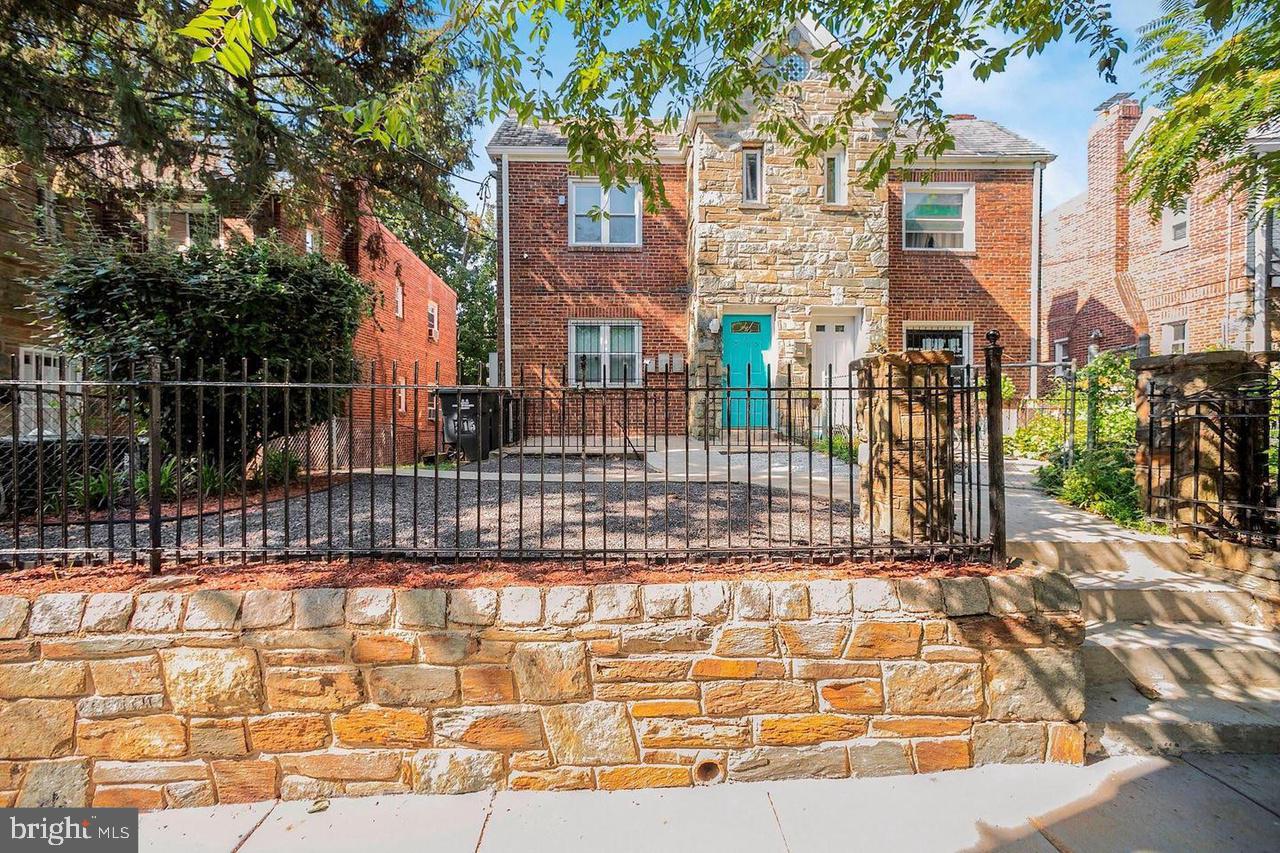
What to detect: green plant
<box><xmin>36</xmin><ymin>240</ymin><xmax>373</xmax><ymax>462</ymax></box>
<box><xmin>1008</xmin><ymin>413</ymin><xmax>1066</xmax><ymax>459</ymax></box>
<box><xmin>66</xmin><ymin>468</ymin><xmax>130</xmax><ymax>512</ymax></box>
<box><xmin>254</xmin><ymin>449</ymin><xmax>302</xmax><ymax>488</ymax></box>
<box><xmin>1035</xmin><ymin>447</ymin><xmax>1158</xmax><ymax>530</ymax></box>
<box><xmin>132</xmin><ymin>457</ymin><xmax>181</xmax><ymax>503</ymax></box>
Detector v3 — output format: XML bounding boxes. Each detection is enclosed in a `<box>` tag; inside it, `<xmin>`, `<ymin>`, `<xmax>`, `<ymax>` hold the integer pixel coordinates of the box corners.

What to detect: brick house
<box><xmin>0</xmin><ymin>174</ymin><xmax>456</xmax><ymax>462</ymax></box>
<box><xmin>489</xmin><ymin>18</ymin><xmax>1055</xmax><ymax>430</ymax></box>
<box><xmin>1042</xmin><ymin>93</ymin><xmax>1279</xmax><ymax>366</ymax></box>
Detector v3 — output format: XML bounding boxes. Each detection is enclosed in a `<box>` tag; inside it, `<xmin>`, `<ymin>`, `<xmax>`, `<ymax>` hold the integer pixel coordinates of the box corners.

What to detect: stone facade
<box><xmin>685</xmin><ymin>80</ymin><xmax>889</xmax><ymax>384</ymax></box>
<box><xmin>857</xmin><ymin>351</ymin><xmax>955</xmax><ymax>541</ymax></box>
<box><xmin>0</xmin><ymin>573</ymin><xmax>1084</xmax><ymax>808</ymax></box>
<box><xmin>1135</xmin><ymin>351</ymin><xmax>1274</xmax><ymax>534</ymax></box>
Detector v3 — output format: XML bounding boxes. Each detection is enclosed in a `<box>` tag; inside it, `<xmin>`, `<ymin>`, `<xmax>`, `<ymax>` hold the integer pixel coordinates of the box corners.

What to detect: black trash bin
<box><xmin>436</xmin><ymin>388</ymin><xmax>504</xmax><ymax>461</ymax></box>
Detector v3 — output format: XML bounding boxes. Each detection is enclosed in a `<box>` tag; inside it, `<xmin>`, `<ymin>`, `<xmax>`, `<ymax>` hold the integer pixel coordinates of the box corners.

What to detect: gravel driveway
<box><xmin>1</xmin><ymin>473</ymin><xmax>866</xmax><ymax>562</ymax></box>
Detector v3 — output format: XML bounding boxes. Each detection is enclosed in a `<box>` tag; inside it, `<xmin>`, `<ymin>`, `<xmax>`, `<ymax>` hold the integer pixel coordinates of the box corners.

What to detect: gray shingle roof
<box><xmin>944</xmin><ymin>118</ymin><xmax>1054</xmax><ymax>158</ymax></box>
<box><xmin>487</xmin><ymin>118</ymin><xmax>681</xmax><ymax>151</ymax></box>
<box><xmin>488</xmin><ymin>115</ymin><xmax>1052</xmax><ymax>160</ymax></box>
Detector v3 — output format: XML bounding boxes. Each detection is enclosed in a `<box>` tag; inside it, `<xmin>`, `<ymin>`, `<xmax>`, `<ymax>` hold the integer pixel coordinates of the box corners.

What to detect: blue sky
<box><xmin>451</xmin><ymin>2</ymin><xmax>1162</xmax><ymax>213</ymax></box>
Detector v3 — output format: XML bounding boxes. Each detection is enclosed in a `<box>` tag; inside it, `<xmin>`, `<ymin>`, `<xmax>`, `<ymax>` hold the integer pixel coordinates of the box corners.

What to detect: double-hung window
<box><xmin>427</xmin><ymin>301</ymin><xmax>440</xmax><ymax>340</ymax></box>
<box><xmin>568</xmin><ymin>321</ymin><xmax>642</xmax><ymax>385</ymax></box>
<box><xmin>1163</xmin><ymin>320</ymin><xmax>1187</xmax><ymax>355</ymax></box>
<box><xmin>742</xmin><ymin>148</ymin><xmax>763</xmax><ymax>203</ymax></box>
<box><xmin>903</xmin><ymin>183</ymin><xmax>975</xmax><ymax>251</ymax></box>
<box><xmin>1054</xmin><ymin>339</ymin><xmax>1070</xmax><ymax>378</ymax></box>
<box><xmin>1162</xmin><ymin>201</ymin><xmax>1189</xmax><ymax>250</ymax></box>
<box><xmin>394</xmin><ymin>283</ymin><xmax>404</xmax><ymax>319</ymax></box>
<box><xmin>569</xmin><ymin>180</ymin><xmax>641</xmax><ymax>246</ymax></box>
<box><xmin>824</xmin><ymin>149</ymin><xmax>847</xmax><ymax>205</ymax></box>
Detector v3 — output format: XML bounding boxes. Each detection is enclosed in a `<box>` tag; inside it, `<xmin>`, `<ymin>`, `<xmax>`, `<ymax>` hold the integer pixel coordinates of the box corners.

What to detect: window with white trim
<box><xmin>148</xmin><ymin>204</ymin><xmax>221</xmax><ymax>249</ymax></box>
<box><xmin>569</xmin><ymin>180</ymin><xmax>641</xmax><ymax>246</ymax></box>
<box><xmin>34</xmin><ymin>184</ymin><xmax>59</xmax><ymax>242</ymax></box>
<box><xmin>1163</xmin><ymin>320</ymin><xmax>1187</xmax><ymax>355</ymax></box>
<box><xmin>904</xmin><ymin>325</ymin><xmax>971</xmax><ymax>363</ymax></box>
<box><xmin>823</xmin><ymin>149</ymin><xmax>847</xmax><ymax>205</ymax></box>
<box><xmin>1162</xmin><ymin>201</ymin><xmax>1189</xmax><ymax>250</ymax></box>
<box><xmin>394</xmin><ymin>283</ymin><xmax>404</xmax><ymax>319</ymax></box>
<box><xmin>742</xmin><ymin>148</ymin><xmax>763</xmax><ymax>203</ymax></box>
<box><xmin>568</xmin><ymin>321</ymin><xmax>642</xmax><ymax>385</ymax></box>
<box><xmin>304</xmin><ymin>225</ymin><xmax>320</xmax><ymax>254</ymax></box>
<box><xmin>903</xmin><ymin>183</ymin><xmax>975</xmax><ymax>251</ymax></box>
<box><xmin>17</xmin><ymin>347</ymin><xmax>82</xmax><ymax>436</ymax></box>
<box><xmin>1054</xmin><ymin>339</ymin><xmax>1070</xmax><ymax>378</ymax></box>
<box><xmin>427</xmin><ymin>300</ymin><xmax>440</xmax><ymax>340</ymax></box>
<box><xmin>397</xmin><ymin>384</ymin><xmax>408</xmax><ymax>413</ymax></box>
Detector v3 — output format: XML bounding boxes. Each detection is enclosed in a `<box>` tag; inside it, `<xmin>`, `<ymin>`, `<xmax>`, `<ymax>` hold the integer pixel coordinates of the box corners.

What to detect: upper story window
<box><xmin>569</xmin><ymin>180</ymin><xmax>641</xmax><ymax>246</ymax></box>
<box><xmin>304</xmin><ymin>225</ymin><xmax>321</xmax><ymax>254</ymax></box>
<box><xmin>34</xmin><ymin>184</ymin><xmax>60</xmax><ymax>243</ymax></box>
<box><xmin>1163</xmin><ymin>320</ymin><xmax>1187</xmax><ymax>355</ymax></box>
<box><xmin>148</xmin><ymin>204</ymin><xmax>222</xmax><ymax>249</ymax></box>
<box><xmin>394</xmin><ymin>283</ymin><xmax>405</xmax><ymax>319</ymax></box>
<box><xmin>1162</xmin><ymin>201</ymin><xmax>1189</xmax><ymax>251</ymax></box>
<box><xmin>903</xmin><ymin>183</ymin><xmax>975</xmax><ymax>251</ymax></box>
<box><xmin>1054</xmin><ymin>339</ymin><xmax>1070</xmax><ymax>378</ymax></box>
<box><xmin>779</xmin><ymin>54</ymin><xmax>810</xmax><ymax>82</ymax></box>
<box><xmin>427</xmin><ymin>300</ymin><xmax>440</xmax><ymax>341</ymax></box>
<box><xmin>742</xmin><ymin>148</ymin><xmax>763</xmax><ymax>204</ymax></box>
<box><xmin>824</xmin><ymin>149</ymin><xmax>847</xmax><ymax>205</ymax></box>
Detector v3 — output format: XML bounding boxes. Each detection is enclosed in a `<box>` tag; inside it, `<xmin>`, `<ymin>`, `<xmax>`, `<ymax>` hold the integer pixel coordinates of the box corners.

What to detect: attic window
<box><xmin>779</xmin><ymin>54</ymin><xmax>809</xmax><ymax>82</ymax></box>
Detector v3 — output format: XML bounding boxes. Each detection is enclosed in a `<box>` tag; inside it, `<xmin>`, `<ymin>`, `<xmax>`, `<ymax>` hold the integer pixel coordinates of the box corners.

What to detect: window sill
<box><xmin>902</xmin><ymin>246</ymin><xmax>978</xmax><ymax>258</ymax></box>
<box><xmin>567</xmin><ymin>244</ymin><xmax>644</xmax><ymax>253</ymax></box>
<box><xmin>739</xmin><ymin>202</ymin><xmax>770</xmax><ymax>210</ymax></box>
<box><xmin>820</xmin><ymin>204</ymin><xmax>854</xmax><ymax>213</ymax></box>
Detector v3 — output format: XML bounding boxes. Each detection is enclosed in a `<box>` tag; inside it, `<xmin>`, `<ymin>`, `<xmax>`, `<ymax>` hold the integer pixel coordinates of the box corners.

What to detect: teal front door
<box><xmin>722</xmin><ymin>314</ymin><xmax>772</xmax><ymax>428</ymax></box>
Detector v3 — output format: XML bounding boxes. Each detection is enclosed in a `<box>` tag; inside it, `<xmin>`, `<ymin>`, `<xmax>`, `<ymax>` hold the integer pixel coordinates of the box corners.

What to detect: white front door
<box><xmin>811</xmin><ymin>315</ymin><xmax>861</xmax><ymax>433</ymax></box>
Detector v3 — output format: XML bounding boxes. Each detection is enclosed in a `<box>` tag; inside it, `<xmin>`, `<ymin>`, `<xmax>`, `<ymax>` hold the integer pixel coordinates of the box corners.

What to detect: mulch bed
<box><xmin>21</xmin><ymin>474</ymin><xmax>352</xmax><ymax>526</ymax></box>
<box><xmin>0</xmin><ymin>556</ymin><xmax>997</xmax><ymax>597</ymax></box>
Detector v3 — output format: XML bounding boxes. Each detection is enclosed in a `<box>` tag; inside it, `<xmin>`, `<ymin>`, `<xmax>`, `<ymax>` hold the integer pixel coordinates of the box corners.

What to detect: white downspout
<box><xmin>501</xmin><ymin>154</ymin><xmax>513</xmax><ymax>386</ymax></box>
<box><xmin>1029</xmin><ymin>161</ymin><xmax>1044</xmax><ymax>399</ymax></box>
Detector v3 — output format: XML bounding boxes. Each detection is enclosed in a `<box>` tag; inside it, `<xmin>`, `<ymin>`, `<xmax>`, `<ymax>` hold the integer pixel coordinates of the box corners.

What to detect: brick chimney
<box><xmin>1086</xmin><ymin>93</ymin><xmax>1143</xmax><ymax>284</ymax></box>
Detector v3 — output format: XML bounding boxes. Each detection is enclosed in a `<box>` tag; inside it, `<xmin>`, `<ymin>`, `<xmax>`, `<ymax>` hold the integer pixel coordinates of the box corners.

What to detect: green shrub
<box><xmin>1035</xmin><ymin>447</ymin><xmax>1155</xmax><ymax>529</ymax></box>
<box><xmin>1008</xmin><ymin>413</ymin><xmax>1065</xmax><ymax>459</ymax></box>
<box><xmin>66</xmin><ymin>468</ymin><xmax>130</xmax><ymax>511</ymax></box>
<box><xmin>254</xmin><ymin>449</ymin><xmax>302</xmax><ymax>488</ymax></box>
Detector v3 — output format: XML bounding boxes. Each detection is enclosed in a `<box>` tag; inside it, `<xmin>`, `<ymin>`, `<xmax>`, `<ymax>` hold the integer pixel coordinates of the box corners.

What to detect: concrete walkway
<box><xmin>140</xmin><ymin>754</ymin><xmax>1280</xmax><ymax>853</ymax></box>
<box><xmin>1004</xmin><ymin>457</ymin><xmax>1176</xmax><ymax>544</ymax></box>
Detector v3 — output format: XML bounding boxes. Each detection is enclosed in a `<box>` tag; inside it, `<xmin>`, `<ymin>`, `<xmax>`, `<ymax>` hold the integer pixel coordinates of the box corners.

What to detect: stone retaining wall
<box><xmin>0</xmin><ymin>571</ymin><xmax>1086</xmax><ymax>809</ymax></box>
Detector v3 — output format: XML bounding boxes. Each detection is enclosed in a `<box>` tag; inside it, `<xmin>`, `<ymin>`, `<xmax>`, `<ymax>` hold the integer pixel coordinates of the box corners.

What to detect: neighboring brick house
<box><xmin>489</xmin><ymin>18</ymin><xmax>1054</xmax><ymax>428</ymax></box>
<box><xmin>1042</xmin><ymin>93</ymin><xmax>1279</xmax><ymax>366</ymax></box>
<box><xmin>0</xmin><ymin>175</ymin><xmax>455</xmax><ymax>462</ymax></box>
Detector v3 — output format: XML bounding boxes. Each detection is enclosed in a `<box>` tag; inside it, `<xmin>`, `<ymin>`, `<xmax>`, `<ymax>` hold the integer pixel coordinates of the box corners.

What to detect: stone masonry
<box><xmin>858</xmin><ymin>351</ymin><xmax>955</xmax><ymax>541</ymax></box>
<box><xmin>686</xmin><ymin>57</ymin><xmax>890</xmax><ymax>399</ymax></box>
<box><xmin>0</xmin><ymin>572</ymin><xmax>1085</xmax><ymax>808</ymax></box>
<box><xmin>1135</xmin><ymin>351</ymin><xmax>1274</xmax><ymax>531</ymax></box>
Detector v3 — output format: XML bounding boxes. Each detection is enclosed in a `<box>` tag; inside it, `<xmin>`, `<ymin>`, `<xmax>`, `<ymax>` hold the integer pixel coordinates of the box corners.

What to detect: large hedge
<box><xmin>36</xmin><ymin>240</ymin><xmax>373</xmax><ymax>460</ymax></box>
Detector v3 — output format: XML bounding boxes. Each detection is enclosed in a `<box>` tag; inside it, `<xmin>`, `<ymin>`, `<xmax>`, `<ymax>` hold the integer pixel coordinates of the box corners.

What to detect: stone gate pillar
<box><xmin>1134</xmin><ymin>351</ymin><xmax>1274</xmax><ymax>534</ymax></box>
<box><xmin>856</xmin><ymin>351</ymin><xmax>955</xmax><ymax>542</ymax></box>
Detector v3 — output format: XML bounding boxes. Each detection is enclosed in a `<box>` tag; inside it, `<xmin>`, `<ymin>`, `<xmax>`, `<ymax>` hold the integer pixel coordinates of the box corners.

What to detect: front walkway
<box><xmin>142</xmin><ymin>754</ymin><xmax>1279</xmax><ymax>852</ymax></box>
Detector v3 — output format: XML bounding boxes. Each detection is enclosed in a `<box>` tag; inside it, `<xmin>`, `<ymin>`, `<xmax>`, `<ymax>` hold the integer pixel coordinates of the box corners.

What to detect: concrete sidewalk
<box><xmin>140</xmin><ymin>754</ymin><xmax>1280</xmax><ymax>853</ymax></box>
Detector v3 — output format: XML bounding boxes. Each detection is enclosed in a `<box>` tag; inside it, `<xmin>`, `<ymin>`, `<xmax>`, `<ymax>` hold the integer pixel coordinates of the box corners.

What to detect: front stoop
<box><xmin>1015</xmin><ymin>539</ymin><xmax>1280</xmax><ymax>756</ymax></box>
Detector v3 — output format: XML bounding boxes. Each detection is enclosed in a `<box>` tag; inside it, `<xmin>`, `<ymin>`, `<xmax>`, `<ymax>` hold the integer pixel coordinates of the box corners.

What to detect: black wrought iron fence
<box><xmin>1143</xmin><ymin>371</ymin><xmax>1280</xmax><ymax>548</ymax></box>
<box><xmin>0</xmin><ymin>344</ymin><xmax>1006</xmax><ymax>571</ymax></box>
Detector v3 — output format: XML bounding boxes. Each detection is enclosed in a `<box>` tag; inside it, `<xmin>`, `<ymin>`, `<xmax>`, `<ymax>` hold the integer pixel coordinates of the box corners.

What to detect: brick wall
<box><xmin>0</xmin><ymin>165</ymin><xmax>65</xmax><ymax>380</ymax></box>
<box><xmin>1042</xmin><ymin>97</ymin><xmax>1256</xmax><ymax>365</ymax></box>
<box><xmin>496</xmin><ymin>161</ymin><xmax>689</xmax><ymax>388</ymax></box>
<box><xmin>887</xmin><ymin>168</ymin><xmax>1035</xmax><ymax>392</ymax></box>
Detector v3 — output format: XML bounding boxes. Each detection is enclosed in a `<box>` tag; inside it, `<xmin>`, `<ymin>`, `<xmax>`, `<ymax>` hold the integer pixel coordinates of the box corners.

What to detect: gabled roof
<box><xmin>900</xmin><ymin>118</ymin><xmax>1055</xmax><ymax>160</ymax></box>
<box><xmin>489</xmin><ymin>115</ymin><xmax>1053</xmax><ymax>162</ymax></box>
